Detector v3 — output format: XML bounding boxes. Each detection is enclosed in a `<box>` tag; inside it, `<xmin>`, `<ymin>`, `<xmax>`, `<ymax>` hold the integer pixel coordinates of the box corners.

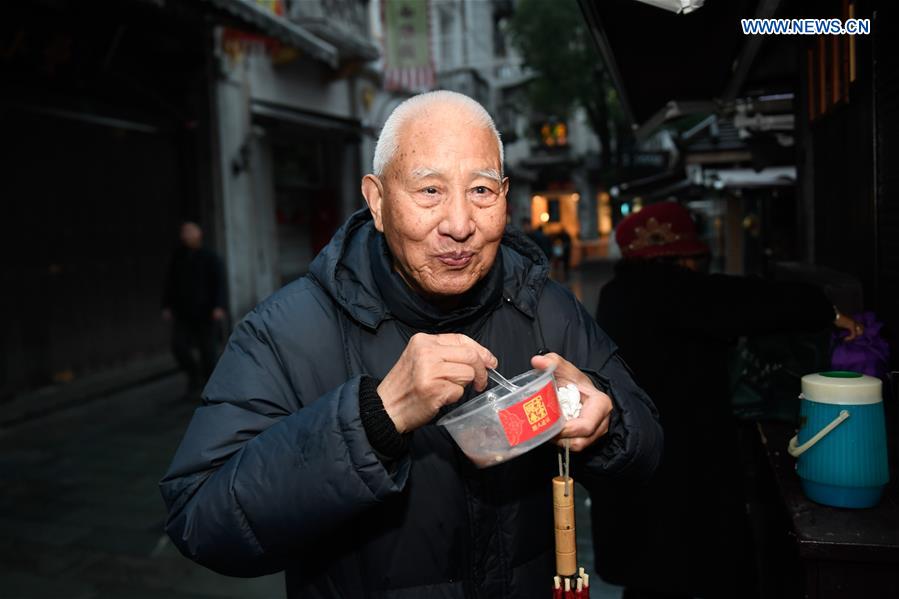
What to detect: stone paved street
<box><xmin>0</xmin><ymin>261</ymin><xmax>621</xmax><ymax>599</ymax></box>
<box><xmin>0</xmin><ymin>375</ymin><xmax>285</xmax><ymax>599</ymax></box>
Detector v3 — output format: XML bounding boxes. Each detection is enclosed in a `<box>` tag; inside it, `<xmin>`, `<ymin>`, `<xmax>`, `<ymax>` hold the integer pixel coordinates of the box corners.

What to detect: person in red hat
<box><xmin>615</xmin><ymin>200</ymin><xmax>712</xmax><ymax>263</ymax></box>
<box><xmin>585</xmin><ymin>201</ymin><xmax>861</xmax><ymax>599</ymax></box>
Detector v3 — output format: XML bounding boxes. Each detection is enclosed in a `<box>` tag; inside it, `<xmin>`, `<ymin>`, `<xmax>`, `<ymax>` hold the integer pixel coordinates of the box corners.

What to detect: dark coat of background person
<box><xmin>590</xmin><ymin>259</ymin><xmax>836</xmax><ymax>598</ymax></box>
<box><xmin>162</xmin><ymin>245</ymin><xmax>226</xmax><ymax>381</ymax></box>
<box><xmin>163</xmin><ymin>246</ymin><xmax>226</xmax><ymax>321</ymax></box>
<box><xmin>527</xmin><ymin>226</ymin><xmax>553</xmax><ymax>260</ymax></box>
<box><xmin>159</xmin><ymin>210</ymin><xmax>662</xmax><ymax>599</ymax></box>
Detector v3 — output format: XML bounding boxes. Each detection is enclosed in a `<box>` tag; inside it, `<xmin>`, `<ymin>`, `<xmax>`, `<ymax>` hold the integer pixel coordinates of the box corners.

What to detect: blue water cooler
<box><xmin>788</xmin><ymin>371</ymin><xmax>889</xmax><ymax>508</ymax></box>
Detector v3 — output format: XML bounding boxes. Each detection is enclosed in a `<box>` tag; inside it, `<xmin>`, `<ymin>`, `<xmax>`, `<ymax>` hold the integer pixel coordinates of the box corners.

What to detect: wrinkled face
<box><xmin>362</xmin><ymin>105</ymin><xmax>508</xmax><ymax>299</ymax></box>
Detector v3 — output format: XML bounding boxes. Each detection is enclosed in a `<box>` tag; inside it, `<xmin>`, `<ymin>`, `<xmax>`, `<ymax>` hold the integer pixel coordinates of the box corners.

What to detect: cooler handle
<box><xmin>788</xmin><ymin>409</ymin><xmax>850</xmax><ymax>457</ymax></box>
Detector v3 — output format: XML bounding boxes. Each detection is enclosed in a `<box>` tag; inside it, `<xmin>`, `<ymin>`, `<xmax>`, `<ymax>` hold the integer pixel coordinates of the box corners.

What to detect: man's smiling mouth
<box><xmin>437</xmin><ymin>251</ymin><xmax>474</xmax><ymax>267</ymax></box>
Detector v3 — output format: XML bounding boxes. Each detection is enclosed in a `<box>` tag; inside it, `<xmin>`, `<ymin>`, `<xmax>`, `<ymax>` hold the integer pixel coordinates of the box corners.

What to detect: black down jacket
<box><xmin>160</xmin><ymin>210</ymin><xmax>662</xmax><ymax>599</ymax></box>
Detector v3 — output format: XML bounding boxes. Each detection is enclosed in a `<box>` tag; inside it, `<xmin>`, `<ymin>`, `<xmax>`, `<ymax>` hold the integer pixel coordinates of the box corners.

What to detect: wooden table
<box><xmin>755</xmin><ymin>420</ymin><xmax>899</xmax><ymax>598</ymax></box>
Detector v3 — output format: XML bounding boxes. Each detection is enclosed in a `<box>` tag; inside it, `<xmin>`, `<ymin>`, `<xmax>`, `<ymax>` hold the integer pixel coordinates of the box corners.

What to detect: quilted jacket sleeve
<box><xmin>539</xmin><ymin>284</ymin><xmax>663</xmax><ymax>484</ymax></box>
<box><xmin>159</xmin><ymin>287</ymin><xmax>409</xmax><ymax>577</ymax></box>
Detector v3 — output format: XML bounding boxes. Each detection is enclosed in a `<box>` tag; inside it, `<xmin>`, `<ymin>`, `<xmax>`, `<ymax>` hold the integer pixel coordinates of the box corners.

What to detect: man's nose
<box><xmin>437</xmin><ymin>191</ymin><xmax>475</xmax><ymax>241</ymax></box>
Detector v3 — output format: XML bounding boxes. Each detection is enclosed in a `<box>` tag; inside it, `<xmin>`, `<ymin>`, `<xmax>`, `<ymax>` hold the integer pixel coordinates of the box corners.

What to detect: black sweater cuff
<box><xmin>359</xmin><ymin>376</ymin><xmax>409</xmax><ymax>460</ymax></box>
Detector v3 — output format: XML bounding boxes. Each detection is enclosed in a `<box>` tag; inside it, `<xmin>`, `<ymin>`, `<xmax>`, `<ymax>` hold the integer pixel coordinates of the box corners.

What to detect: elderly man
<box><xmin>161</xmin><ymin>91</ymin><xmax>662</xmax><ymax>598</ymax></box>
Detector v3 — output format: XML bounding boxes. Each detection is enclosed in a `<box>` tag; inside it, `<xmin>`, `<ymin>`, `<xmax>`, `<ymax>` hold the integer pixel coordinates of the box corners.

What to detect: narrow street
<box><xmin>0</xmin><ymin>375</ymin><xmax>284</xmax><ymax>599</ymax></box>
<box><xmin>0</xmin><ymin>262</ymin><xmax>621</xmax><ymax>599</ymax></box>
<box><xmin>5</xmin><ymin>0</ymin><xmax>898</xmax><ymax>596</ymax></box>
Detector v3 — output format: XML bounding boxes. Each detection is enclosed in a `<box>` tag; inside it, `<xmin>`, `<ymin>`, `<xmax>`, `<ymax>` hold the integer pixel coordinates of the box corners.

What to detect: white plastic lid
<box><xmin>801</xmin><ymin>371</ymin><xmax>882</xmax><ymax>405</ymax></box>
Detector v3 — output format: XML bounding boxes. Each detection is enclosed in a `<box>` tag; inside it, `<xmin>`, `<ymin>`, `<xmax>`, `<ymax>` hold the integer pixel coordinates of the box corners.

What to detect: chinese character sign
<box><xmin>383</xmin><ymin>0</ymin><xmax>435</xmax><ymax>91</ymax></box>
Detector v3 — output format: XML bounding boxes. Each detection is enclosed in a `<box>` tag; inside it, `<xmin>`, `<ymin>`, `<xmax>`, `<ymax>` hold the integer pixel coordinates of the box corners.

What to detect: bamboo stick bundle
<box><xmin>552</xmin><ymin>443</ymin><xmax>589</xmax><ymax>598</ymax></box>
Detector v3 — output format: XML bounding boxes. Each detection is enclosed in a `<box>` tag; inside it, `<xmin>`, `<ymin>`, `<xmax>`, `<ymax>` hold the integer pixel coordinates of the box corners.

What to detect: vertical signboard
<box><xmin>383</xmin><ymin>0</ymin><xmax>435</xmax><ymax>91</ymax></box>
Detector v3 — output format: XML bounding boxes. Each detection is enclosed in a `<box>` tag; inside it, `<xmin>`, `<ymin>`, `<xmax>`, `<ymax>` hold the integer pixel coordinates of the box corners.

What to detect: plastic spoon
<box><xmin>487</xmin><ymin>368</ymin><xmax>518</xmax><ymax>392</ymax></box>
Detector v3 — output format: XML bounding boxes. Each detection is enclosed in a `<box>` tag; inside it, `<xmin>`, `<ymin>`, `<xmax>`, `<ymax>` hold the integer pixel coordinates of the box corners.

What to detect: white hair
<box><xmin>372</xmin><ymin>90</ymin><xmax>504</xmax><ymax>177</ymax></box>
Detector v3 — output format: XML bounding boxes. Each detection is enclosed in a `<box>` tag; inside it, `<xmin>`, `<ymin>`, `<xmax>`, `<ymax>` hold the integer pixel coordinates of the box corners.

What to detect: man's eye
<box><xmin>473</xmin><ymin>186</ymin><xmax>489</xmax><ymax>194</ymax></box>
<box><xmin>423</xmin><ymin>187</ymin><xmax>439</xmax><ymax>195</ymax></box>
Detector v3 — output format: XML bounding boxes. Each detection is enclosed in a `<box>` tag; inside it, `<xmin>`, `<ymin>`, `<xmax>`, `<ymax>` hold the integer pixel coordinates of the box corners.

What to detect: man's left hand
<box><xmin>211</xmin><ymin>307</ymin><xmax>226</xmax><ymax>321</ymax></box>
<box><xmin>531</xmin><ymin>353</ymin><xmax>613</xmax><ymax>452</ymax></box>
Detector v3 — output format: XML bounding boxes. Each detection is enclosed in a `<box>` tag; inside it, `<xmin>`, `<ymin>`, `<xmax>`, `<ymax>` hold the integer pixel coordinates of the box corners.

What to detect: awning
<box><xmin>613</xmin><ymin>165</ymin><xmax>796</xmax><ymax>203</ymax></box>
<box><xmin>641</xmin><ymin>178</ymin><xmax>693</xmax><ymax>201</ymax></box>
<box><xmin>703</xmin><ymin>166</ymin><xmax>796</xmax><ymax>189</ymax></box>
<box><xmin>610</xmin><ymin>168</ymin><xmax>685</xmax><ymax>198</ymax></box>
<box><xmin>577</xmin><ymin>0</ymin><xmax>789</xmax><ymax>133</ymax></box>
<box><xmin>200</xmin><ymin>0</ymin><xmax>338</xmax><ymax>67</ymax></box>
<box><xmin>682</xmin><ymin>116</ymin><xmax>749</xmax><ymax>156</ymax></box>
<box><xmin>300</xmin><ymin>21</ymin><xmax>380</xmax><ymax>62</ymax></box>
<box><xmin>634</xmin><ymin>0</ymin><xmax>705</xmax><ymax>14</ymax></box>
<box><xmin>633</xmin><ymin>100</ymin><xmax>716</xmax><ymax>142</ymax></box>
<box><xmin>251</xmin><ymin>100</ymin><xmax>363</xmax><ymax>135</ymax></box>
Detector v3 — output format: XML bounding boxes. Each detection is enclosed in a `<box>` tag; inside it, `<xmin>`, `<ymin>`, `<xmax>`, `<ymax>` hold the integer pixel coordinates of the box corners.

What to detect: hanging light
<box><xmin>632</xmin><ymin>0</ymin><xmax>705</xmax><ymax>14</ymax></box>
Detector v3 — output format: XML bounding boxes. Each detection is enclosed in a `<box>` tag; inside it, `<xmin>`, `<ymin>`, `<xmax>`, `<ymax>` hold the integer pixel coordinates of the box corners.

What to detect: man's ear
<box><xmin>361</xmin><ymin>174</ymin><xmax>385</xmax><ymax>232</ymax></box>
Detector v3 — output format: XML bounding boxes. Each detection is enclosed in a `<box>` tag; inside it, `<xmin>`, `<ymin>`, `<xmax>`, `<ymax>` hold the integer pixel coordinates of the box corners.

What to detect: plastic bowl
<box><xmin>437</xmin><ymin>366</ymin><xmax>562</xmax><ymax>468</ymax></box>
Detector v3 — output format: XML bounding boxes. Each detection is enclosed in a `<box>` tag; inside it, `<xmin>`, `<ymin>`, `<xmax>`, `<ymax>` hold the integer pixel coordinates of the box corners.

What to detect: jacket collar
<box><xmin>369</xmin><ymin>232</ymin><xmax>504</xmax><ymax>333</ymax></box>
<box><xmin>309</xmin><ymin>209</ymin><xmax>549</xmax><ymax>330</ymax></box>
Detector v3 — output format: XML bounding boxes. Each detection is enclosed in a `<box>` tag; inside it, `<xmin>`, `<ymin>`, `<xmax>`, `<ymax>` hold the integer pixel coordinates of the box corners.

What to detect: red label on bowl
<box><xmin>497</xmin><ymin>381</ymin><xmax>560</xmax><ymax>447</ymax></box>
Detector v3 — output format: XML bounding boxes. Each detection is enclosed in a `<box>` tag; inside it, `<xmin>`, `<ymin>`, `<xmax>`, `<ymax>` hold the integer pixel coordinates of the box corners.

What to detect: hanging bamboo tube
<box><xmin>553</xmin><ymin>475</ymin><xmax>577</xmax><ymax>576</ymax></box>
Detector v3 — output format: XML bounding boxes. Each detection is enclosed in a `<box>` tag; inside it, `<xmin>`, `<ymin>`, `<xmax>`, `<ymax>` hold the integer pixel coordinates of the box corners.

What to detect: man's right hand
<box><xmin>161</xmin><ymin>309</ymin><xmax>173</xmax><ymax>321</ymax></box>
<box><xmin>377</xmin><ymin>333</ymin><xmax>498</xmax><ymax>433</ymax></box>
